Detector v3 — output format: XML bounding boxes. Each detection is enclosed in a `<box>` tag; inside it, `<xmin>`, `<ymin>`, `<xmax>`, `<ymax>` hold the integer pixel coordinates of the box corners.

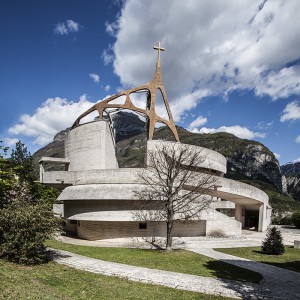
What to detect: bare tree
<box><xmin>134</xmin><ymin>142</ymin><xmax>217</xmax><ymax>251</ymax></box>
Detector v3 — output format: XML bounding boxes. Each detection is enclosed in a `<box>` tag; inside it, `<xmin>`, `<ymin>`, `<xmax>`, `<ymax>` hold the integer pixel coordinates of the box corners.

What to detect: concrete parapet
<box><xmin>147</xmin><ymin>140</ymin><xmax>227</xmax><ymax>175</ymax></box>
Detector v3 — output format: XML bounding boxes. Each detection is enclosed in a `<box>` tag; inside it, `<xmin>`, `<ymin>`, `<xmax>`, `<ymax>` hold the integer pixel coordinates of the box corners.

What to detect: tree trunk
<box><xmin>166</xmin><ymin>220</ymin><xmax>173</xmax><ymax>251</ymax></box>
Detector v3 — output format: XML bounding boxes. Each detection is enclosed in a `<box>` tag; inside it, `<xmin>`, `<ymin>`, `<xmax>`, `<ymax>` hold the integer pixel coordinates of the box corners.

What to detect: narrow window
<box><xmin>139</xmin><ymin>223</ymin><xmax>147</xmax><ymax>229</ymax></box>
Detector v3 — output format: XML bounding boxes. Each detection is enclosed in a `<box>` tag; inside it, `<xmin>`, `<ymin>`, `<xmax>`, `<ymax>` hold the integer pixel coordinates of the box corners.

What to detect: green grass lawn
<box><xmin>215</xmin><ymin>246</ymin><xmax>300</xmax><ymax>273</ymax></box>
<box><xmin>0</xmin><ymin>259</ymin><xmax>231</xmax><ymax>300</ymax></box>
<box><xmin>46</xmin><ymin>239</ymin><xmax>262</xmax><ymax>283</ymax></box>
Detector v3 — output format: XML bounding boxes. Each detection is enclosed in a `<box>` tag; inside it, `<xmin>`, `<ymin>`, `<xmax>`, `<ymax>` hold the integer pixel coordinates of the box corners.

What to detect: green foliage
<box><xmin>261</xmin><ymin>227</ymin><xmax>285</xmax><ymax>255</ymax></box>
<box><xmin>0</xmin><ymin>141</ymin><xmax>17</xmax><ymax>208</ymax></box>
<box><xmin>291</xmin><ymin>211</ymin><xmax>300</xmax><ymax>228</ymax></box>
<box><xmin>0</xmin><ymin>191</ymin><xmax>58</xmax><ymax>264</ymax></box>
<box><xmin>0</xmin><ymin>140</ymin><xmax>59</xmax><ymax>264</ymax></box>
<box><xmin>10</xmin><ymin>140</ymin><xmax>36</xmax><ymax>182</ymax></box>
<box><xmin>272</xmin><ymin>215</ymin><xmax>293</xmax><ymax>225</ymax></box>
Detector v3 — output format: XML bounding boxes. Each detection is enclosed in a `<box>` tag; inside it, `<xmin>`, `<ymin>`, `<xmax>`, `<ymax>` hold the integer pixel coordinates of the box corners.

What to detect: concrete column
<box><xmin>258</xmin><ymin>204</ymin><xmax>266</xmax><ymax>232</ymax></box>
<box><xmin>39</xmin><ymin>163</ymin><xmax>44</xmax><ymax>182</ymax></box>
<box><xmin>235</xmin><ymin>204</ymin><xmax>244</xmax><ymax>227</ymax></box>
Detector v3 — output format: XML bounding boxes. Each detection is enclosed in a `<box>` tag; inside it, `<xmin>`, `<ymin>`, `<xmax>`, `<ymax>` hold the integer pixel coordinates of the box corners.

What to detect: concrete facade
<box><xmin>65</xmin><ymin>121</ymin><xmax>118</xmax><ymax>171</ymax></box>
<box><xmin>39</xmin><ymin>120</ymin><xmax>271</xmax><ymax>240</ymax></box>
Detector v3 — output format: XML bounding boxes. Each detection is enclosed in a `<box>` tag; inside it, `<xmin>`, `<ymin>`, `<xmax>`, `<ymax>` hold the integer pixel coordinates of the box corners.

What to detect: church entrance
<box><xmin>244</xmin><ymin>209</ymin><xmax>259</xmax><ymax>230</ymax></box>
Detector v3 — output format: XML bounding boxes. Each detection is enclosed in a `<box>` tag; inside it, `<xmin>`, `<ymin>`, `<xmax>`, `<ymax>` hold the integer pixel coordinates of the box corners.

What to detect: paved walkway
<box><xmin>53</xmin><ymin>248</ymin><xmax>257</xmax><ymax>299</ymax></box>
<box><xmin>53</xmin><ymin>227</ymin><xmax>300</xmax><ymax>299</ymax></box>
<box><xmin>187</xmin><ymin>248</ymin><xmax>300</xmax><ymax>300</ymax></box>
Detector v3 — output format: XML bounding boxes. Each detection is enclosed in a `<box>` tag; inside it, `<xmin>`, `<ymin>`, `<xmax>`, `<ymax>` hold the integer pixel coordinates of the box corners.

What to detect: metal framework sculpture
<box><xmin>72</xmin><ymin>42</ymin><xmax>180</xmax><ymax>142</ymax></box>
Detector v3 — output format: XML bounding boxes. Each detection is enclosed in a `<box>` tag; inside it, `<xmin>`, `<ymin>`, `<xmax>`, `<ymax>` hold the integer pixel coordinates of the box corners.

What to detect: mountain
<box><xmin>281</xmin><ymin>162</ymin><xmax>300</xmax><ymax>175</ymax></box>
<box><xmin>281</xmin><ymin>162</ymin><xmax>300</xmax><ymax>202</ymax></box>
<box><xmin>33</xmin><ymin>112</ymin><xmax>300</xmax><ymax>214</ymax></box>
<box><xmin>32</xmin><ymin>129</ymin><xmax>68</xmax><ymax>173</ymax></box>
<box><xmin>112</xmin><ymin>111</ymin><xmax>146</xmax><ymax>142</ymax></box>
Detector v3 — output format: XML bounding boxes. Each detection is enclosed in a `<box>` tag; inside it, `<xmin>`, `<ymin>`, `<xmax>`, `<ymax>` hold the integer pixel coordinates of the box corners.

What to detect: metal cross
<box><xmin>153</xmin><ymin>42</ymin><xmax>165</xmax><ymax>64</ymax></box>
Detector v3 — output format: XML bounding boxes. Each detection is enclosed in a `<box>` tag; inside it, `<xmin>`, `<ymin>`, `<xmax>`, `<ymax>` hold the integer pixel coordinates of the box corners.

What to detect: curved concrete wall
<box><xmin>216</xmin><ymin>177</ymin><xmax>269</xmax><ymax>205</ymax></box>
<box><xmin>65</xmin><ymin>121</ymin><xmax>118</xmax><ymax>171</ymax></box>
<box><xmin>57</xmin><ymin>169</ymin><xmax>268</xmax><ymax>206</ymax></box>
<box><xmin>147</xmin><ymin>140</ymin><xmax>227</xmax><ymax>175</ymax></box>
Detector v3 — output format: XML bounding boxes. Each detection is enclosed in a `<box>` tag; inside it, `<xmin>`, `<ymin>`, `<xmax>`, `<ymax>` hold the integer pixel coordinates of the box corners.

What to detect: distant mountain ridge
<box><xmin>281</xmin><ymin>162</ymin><xmax>300</xmax><ymax>175</ymax></box>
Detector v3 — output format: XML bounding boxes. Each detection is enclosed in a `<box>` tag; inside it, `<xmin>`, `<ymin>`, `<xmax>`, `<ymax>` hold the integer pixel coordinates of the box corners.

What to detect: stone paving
<box><xmin>52</xmin><ymin>227</ymin><xmax>300</xmax><ymax>300</ymax></box>
<box><xmin>187</xmin><ymin>248</ymin><xmax>300</xmax><ymax>300</ymax></box>
<box><xmin>53</xmin><ymin>248</ymin><xmax>258</xmax><ymax>299</ymax></box>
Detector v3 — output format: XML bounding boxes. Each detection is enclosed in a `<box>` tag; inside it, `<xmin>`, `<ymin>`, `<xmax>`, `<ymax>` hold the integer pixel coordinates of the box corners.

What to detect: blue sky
<box><xmin>1</xmin><ymin>0</ymin><xmax>300</xmax><ymax>165</ymax></box>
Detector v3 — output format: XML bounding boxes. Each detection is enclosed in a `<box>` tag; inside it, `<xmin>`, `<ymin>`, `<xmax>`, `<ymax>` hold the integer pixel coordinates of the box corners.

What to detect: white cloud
<box><xmin>295</xmin><ymin>135</ymin><xmax>300</xmax><ymax>143</ymax></box>
<box><xmin>108</xmin><ymin>0</ymin><xmax>300</xmax><ymax>119</ymax></box>
<box><xmin>274</xmin><ymin>152</ymin><xmax>281</xmax><ymax>160</ymax></box>
<box><xmin>102</xmin><ymin>45</ymin><xmax>114</xmax><ymax>65</ymax></box>
<box><xmin>105</xmin><ymin>21</ymin><xmax>119</xmax><ymax>37</ymax></box>
<box><xmin>257</xmin><ymin>120</ymin><xmax>273</xmax><ymax>130</ymax></box>
<box><xmin>293</xmin><ymin>157</ymin><xmax>300</xmax><ymax>163</ymax></box>
<box><xmin>104</xmin><ymin>85</ymin><xmax>111</xmax><ymax>91</ymax></box>
<box><xmin>280</xmin><ymin>101</ymin><xmax>300</xmax><ymax>122</ymax></box>
<box><xmin>66</xmin><ymin>20</ymin><xmax>79</xmax><ymax>32</ymax></box>
<box><xmin>3</xmin><ymin>138</ymin><xmax>19</xmax><ymax>147</ymax></box>
<box><xmin>188</xmin><ymin>116</ymin><xmax>208</xmax><ymax>132</ymax></box>
<box><xmin>198</xmin><ymin>125</ymin><xmax>266</xmax><ymax>139</ymax></box>
<box><xmin>89</xmin><ymin>73</ymin><xmax>100</xmax><ymax>83</ymax></box>
<box><xmin>171</xmin><ymin>89</ymin><xmax>211</xmax><ymax>121</ymax></box>
<box><xmin>255</xmin><ymin>66</ymin><xmax>300</xmax><ymax>99</ymax></box>
<box><xmin>8</xmin><ymin>95</ymin><xmax>95</xmax><ymax>145</ymax></box>
<box><xmin>54</xmin><ymin>20</ymin><xmax>81</xmax><ymax>35</ymax></box>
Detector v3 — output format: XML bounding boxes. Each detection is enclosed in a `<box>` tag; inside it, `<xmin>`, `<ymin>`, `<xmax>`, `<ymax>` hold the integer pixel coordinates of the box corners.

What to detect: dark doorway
<box><xmin>244</xmin><ymin>210</ymin><xmax>259</xmax><ymax>229</ymax></box>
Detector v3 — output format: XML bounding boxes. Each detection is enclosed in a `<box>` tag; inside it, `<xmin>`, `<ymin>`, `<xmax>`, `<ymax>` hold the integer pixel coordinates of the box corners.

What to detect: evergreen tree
<box><xmin>10</xmin><ymin>140</ymin><xmax>36</xmax><ymax>184</ymax></box>
<box><xmin>261</xmin><ymin>227</ymin><xmax>285</xmax><ymax>255</ymax></box>
<box><xmin>0</xmin><ymin>141</ymin><xmax>17</xmax><ymax>208</ymax></box>
<box><xmin>291</xmin><ymin>210</ymin><xmax>300</xmax><ymax>228</ymax></box>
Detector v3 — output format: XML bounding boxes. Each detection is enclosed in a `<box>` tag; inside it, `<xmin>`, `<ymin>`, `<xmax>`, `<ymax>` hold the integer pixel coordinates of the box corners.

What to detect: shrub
<box><xmin>291</xmin><ymin>211</ymin><xmax>300</xmax><ymax>228</ymax></box>
<box><xmin>272</xmin><ymin>215</ymin><xmax>293</xmax><ymax>226</ymax></box>
<box><xmin>261</xmin><ymin>227</ymin><xmax>285</xmax><ymax>255</ymax></box>
<box><xmin>0</xmin><ymin>198</ymin><xmax>58</xmax><ymax>264</ymax></box>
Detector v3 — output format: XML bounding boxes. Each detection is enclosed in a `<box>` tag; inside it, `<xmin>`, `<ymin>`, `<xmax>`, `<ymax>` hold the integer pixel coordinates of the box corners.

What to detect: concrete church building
<box><xmin>40</xmin><ymin>44</ymin><xmax>271</xmax><ymax>240</ymax></box>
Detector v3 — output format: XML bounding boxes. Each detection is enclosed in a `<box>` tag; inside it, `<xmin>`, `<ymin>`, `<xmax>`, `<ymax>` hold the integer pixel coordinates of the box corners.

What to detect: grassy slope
<box><xmin>46</xmin><ymin>239</ymin><xmax>262</xmax><ymax>284</ymax></box>
<box><xmin>0</xmin><ymin>260</ymin><xmax>229</xmax><ymax>300</ymax></box>
<box><xmin>215</xmin><ymin>246</ymin><xmax>300</xmax><ymax>273</ymax></box>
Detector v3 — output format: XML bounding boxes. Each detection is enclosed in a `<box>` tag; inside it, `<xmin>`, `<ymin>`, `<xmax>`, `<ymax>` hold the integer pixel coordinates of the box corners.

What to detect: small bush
<box><xmin>291</xmin><ymin>211</ymin><xmax>300</xmax><ymax>228</ymax></box>
<box><xmin>261</xmin><ymin>227</ymin><xmax>285</xmax><ymax>255</ymax></box>
<box><xmin>0</xmin><ymin>200</ymin><xmax>58</xmax><ymax>264</ymax></box>
<box><xmin>272</xmin><ymin>215</ymin><xmax>293</xmax><ymax>225</ymax></box>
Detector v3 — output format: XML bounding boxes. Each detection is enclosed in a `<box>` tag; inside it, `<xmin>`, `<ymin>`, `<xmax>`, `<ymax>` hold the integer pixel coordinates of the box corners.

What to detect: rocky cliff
<box><xmin>281</xmin><ymin>162</ymin><xmax>300</xmax><ymax>202</ymax></box>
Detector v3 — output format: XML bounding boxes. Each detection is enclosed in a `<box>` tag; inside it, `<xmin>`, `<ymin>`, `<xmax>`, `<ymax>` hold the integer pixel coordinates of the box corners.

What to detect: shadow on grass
<box><xmin>204</xmin><ymin>260</ymin><xmax>263</xmax><ymax>284</ymax></box>
<box><xmin>203</xmin><ymin>260</ymin><xmax>265</xmax><ymax>299</ymax></box>
<box><xmin>250</xmin><ymin>247</ymin><xmax>300</xmax><ymax>273</ymax></box>
<box><xmin>254</xmin><ymin>258</ymin><xmax>300</xmax><ymax>273</ymax></box>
